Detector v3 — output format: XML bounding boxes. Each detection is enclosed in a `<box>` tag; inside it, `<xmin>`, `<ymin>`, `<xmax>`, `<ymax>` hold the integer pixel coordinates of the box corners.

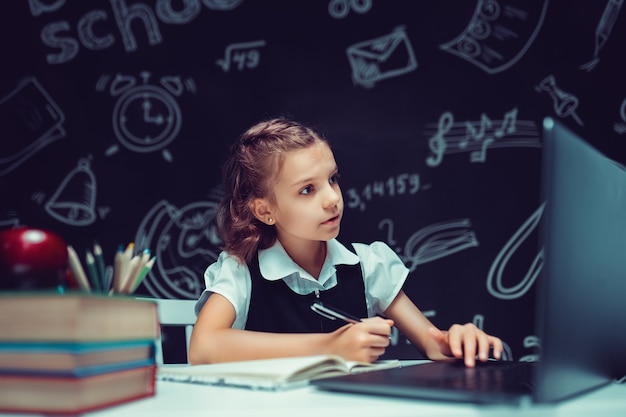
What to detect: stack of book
<box><xmin>0</xmin><ymin>292</ymin><xmax>160</xmax><ymax>414</ymax></box>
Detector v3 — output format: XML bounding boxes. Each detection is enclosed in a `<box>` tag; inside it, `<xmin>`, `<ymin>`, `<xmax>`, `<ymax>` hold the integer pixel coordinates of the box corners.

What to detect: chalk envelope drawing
<box><xmin>346</xmin><ymin>26</ymin><xmax>418</xmax><ymax>88</ymax></box>
<box><xmin>0</xmin><ymin>77</ymin><xmax>66</xmax><ymax>176</ymax></box>
<box><xmin>440</xmin><ymin>0</ymin><xmax>549</xmax><ymax>74</ymax></box>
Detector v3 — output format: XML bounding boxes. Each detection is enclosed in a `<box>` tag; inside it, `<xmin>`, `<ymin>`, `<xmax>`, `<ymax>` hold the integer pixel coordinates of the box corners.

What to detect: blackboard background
<box><xmin>1</xmin><ymin>0</ymin><xmax>625</xmax><ymax>361</ymax></box>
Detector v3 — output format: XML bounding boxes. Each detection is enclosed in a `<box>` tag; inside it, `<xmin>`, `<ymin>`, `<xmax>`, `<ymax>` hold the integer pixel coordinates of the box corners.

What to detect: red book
<box><xmin>0</xmin><ymin>365</ymin><xmax>156</xmax><ymax>414</ymax></box>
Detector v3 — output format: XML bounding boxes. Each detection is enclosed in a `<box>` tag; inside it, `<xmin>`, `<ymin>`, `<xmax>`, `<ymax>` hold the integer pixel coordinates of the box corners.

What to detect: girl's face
<box><xmin>269</xmin><ymin>141</ymin><xmax>343</xmax><ymax>247</ymax></box>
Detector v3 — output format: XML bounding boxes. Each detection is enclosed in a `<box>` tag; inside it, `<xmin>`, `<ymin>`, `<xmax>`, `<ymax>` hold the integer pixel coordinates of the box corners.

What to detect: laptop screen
<box><xmin>535</xmin><ymin>117</ymin><xmax>626</xmax><ymax>402</ymax></box>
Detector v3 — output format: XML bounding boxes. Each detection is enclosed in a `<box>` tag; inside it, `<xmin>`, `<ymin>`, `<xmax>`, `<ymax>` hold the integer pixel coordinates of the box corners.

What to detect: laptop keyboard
<box><xmin>417</xmin><ymin>360</ymin><xmax>537</xmax><ymax>393</ymax></box>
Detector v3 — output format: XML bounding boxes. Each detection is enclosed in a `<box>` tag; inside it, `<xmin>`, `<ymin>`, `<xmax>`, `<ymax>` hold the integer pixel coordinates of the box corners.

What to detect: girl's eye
<box><xmin>300</xmin><ymin>185</ymin><xmax>314</xmax><ymax>195</ymax></box>
<box><xmin>330</xmin><ymin>173</ymin><xmax>340</xmax><ymax>185</ymax></box>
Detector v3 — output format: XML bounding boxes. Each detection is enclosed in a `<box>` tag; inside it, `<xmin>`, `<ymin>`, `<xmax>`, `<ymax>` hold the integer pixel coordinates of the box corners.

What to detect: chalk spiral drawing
<box><xmin>424</xmin><ymin>108</ymin><xmax>541</xmax><ymax>168</ymax></box>
<box><xmin>487</xmin><ymin>202</ymin><xmax>544</xmax><ymax>300</ymax></box>
<box><xmin>346</xmin><ymin>26</ymin><xmax>417</xmax><ymax>88</ymax></box>
<box><xmin>216</xmin><ymin>40</ymin><xmax>267</xmax><ymax>72</ymax></box>
<box><xmin>97</xmin><ymin>71</ymin><xmax>196</xmax><ymax>162</ymax></box>
<box><xmin>535</xmin><ymin>75</ymin><xmax>584</xmax><ymax>126</ymax></box>
<box><xmin>134</xmin><ymin>197</ymin><xmax>222</xmax><ymax>299</ymax></box>
<box><xmin>440</xmin><ymin>0</ymin><xmax>549</xmax><ymax>74</ymax></box>
<box><xmin>328</xmin><ymin>0</ymin><xmax>372</xmax><ymax>19</ymax></box>
<box><xmin>0</xmin><ymin>78</ymin><xmax>66</xmax><ymax>176</ymax></box>
<box><xmin>580</xmin><ymin>0</ymin><xmax>623</xmax><ymax>71</ymax></box>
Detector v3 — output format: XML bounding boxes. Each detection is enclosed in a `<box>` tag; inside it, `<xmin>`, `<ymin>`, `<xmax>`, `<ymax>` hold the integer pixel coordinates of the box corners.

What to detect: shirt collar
<box><xmin>258</xmin><ymin>239</ymin><xmax>359</xmax><ymax>282</ymax></box>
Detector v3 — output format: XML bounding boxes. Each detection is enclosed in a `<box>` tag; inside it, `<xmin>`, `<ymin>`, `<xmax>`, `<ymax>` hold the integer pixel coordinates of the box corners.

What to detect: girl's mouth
<box><xmin>322</xmin><ymin>215</ymin><xmax>340</xmax><ymax>226</ymax></box>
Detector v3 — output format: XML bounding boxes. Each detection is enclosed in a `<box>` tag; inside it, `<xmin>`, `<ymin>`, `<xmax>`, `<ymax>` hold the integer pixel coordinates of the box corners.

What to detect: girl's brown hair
<box><xmin>217</xmin><ymin>118</ymin><xmax>328</xmax><ymax>263</ymax></box>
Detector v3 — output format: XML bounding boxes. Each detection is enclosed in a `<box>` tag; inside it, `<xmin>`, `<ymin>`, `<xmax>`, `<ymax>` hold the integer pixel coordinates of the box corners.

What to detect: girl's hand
<box><xmin>427</xmin><ymin>324</ymin><xmax>503</xmax><ymax>367</ymax></box>
<box><xmin>329</xmin><ymin>317</ymin><xmax>394</xmax><ymax>363</ymax></box>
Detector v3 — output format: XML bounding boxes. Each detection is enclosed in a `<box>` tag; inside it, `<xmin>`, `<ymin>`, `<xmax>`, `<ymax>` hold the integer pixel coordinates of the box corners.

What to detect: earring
<box><xmin>267</xmin><ymin>217</ymin><xmax>273</xmax><ymax>224</ymax></box>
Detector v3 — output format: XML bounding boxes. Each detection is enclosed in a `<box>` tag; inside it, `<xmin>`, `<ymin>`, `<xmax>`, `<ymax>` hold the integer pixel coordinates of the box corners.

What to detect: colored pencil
<box><xmin>130</xmin><ymin>256</ymin><xmax>155</xmax><ymax>293</ymax></box>
<box><xmin>113</xmin><ymin>243</ymin><xmax>134</xmax><ymax>294</ymax></box>
<box><xmin>93</xmin><ymin>243</ymin><xmax>107</xmax><ymax>292</ymax></box>
<box><xmin>85</xmin><ymin>251</ymin><xmax>101</xmax><ymax>292</ymax></box>
<box><xmin>67</xmin><ymin>246</ymin><xmax>90</xmax><ymax>292</ymax></box>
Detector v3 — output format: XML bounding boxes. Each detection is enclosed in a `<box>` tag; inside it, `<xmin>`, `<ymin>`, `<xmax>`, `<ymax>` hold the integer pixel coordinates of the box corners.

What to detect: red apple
<box><xmin>0</xmin><ymin>227</ymin><xmax>69</xmax><ymax>291</ymax></box>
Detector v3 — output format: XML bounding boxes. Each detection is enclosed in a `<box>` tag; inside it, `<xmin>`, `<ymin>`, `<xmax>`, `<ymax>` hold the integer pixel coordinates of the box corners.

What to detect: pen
<box><xmin>311</xmin><ymin>302</ymin><xmax>361</xmax><ymax>324</ymax></box>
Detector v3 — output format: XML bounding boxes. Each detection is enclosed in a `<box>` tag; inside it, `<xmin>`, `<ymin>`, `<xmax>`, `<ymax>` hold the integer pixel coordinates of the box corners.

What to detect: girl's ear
<box><xmin>250</xmin><ymin>198</ymin><xmax>274</xmax><ymax>225</ymax></box>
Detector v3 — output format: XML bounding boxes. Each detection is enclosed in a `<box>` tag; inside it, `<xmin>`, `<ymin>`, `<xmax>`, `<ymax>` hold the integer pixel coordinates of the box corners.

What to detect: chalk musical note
<box><xmin>470</xmin><ymin>137</ymin><xmax>494</xmax><ymax>162</ymax></box>
<box><xmin>459</xmin><ymin>113</ymin><xmax>493</xmax><ymax>149</ymax></box>
<box><xmin>426</xmin><ymin>112</ymin><xmax>453</xmax><ymax>167</ymax></box>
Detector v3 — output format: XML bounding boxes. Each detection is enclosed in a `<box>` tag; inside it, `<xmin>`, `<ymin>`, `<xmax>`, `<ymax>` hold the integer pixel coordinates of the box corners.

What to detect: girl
<box><xmin>189</xmin><ymin>118</ymin><xmax>502</xmax><ymax>367</ymax></box>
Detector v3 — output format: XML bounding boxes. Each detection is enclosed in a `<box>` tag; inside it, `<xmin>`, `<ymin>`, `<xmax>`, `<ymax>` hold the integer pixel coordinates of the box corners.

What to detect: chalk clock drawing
<box><xmin>96</xmin><ymin>71</ymin><xmax>196</xmax><ymax>162</ymax></box>
<box><xmin>0</xmin><ymin>78</ymin><xmax>66</xmax><ymax>176</ymax></box>
<box><xmin>440</xmin><ymin>0</ymin><xmax>549</xmax><ymax>74</ymax></box>
<box><xmin>134</xmin><ymin>196</ymin><xmax>223</xmax><ymax>299</ymax></box>
<box><xmin>424</xmin><ymin>108</ymin><xmax>541</xmax><ymax>168</ymax></box>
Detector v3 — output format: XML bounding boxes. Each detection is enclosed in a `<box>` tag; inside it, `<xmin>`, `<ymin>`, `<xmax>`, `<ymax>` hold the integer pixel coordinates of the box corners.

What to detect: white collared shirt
<box><xmin>195</xmin><ymin>239</ymin><xmax>409</xmax><ymax>329</ymax></box>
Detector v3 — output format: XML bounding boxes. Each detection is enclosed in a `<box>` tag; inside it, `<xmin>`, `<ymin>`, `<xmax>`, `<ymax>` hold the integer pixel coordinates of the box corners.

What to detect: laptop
<box><xmin>312</xmin><ymin>117</ymin><xmax>626</xmax><ymax>404</ymax></box>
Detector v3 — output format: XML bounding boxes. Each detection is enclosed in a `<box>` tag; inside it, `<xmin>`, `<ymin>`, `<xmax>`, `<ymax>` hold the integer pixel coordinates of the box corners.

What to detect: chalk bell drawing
<box><xmin>44</xmin><ymin>158</ymin><xmax>97</xmax><ymax>226</ymax></box>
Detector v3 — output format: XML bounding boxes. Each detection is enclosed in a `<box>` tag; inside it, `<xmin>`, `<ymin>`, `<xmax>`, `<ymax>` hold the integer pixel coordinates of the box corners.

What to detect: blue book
<box><xmin>0</xmin><ymin>339</ymin><xmax>155</xmax><ymax>377</ymax></box>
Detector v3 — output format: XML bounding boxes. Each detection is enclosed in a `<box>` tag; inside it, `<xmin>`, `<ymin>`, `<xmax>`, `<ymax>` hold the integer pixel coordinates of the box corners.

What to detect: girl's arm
<box><xmin>188</xmin><ymin>293</ymin><xmax>394</xmax><ymax>364</ymax></box>
<box><xmin>384</xmin><ymin>290</ymin><xmax>503</xmax><ymax>367</ymax></box>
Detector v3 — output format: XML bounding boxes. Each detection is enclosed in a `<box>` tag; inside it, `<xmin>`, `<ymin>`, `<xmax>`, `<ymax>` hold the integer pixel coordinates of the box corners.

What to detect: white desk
<box><xmin>92</xmin><ymin>377</ymin><xmax>625</xmax><ymax>417</ymax></box>
<box><xmin>1</xmin><ymin>371</ymin><xmax>624</xmax><ymax>417</ymax></box>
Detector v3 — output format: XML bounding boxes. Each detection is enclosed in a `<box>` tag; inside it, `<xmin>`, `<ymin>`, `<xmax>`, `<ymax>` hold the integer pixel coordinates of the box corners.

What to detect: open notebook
<box><xmin>157</xmin><ymin>355</ymin><xmax>401</xmax><ymax>390</ymax></box>
<box><xmin>313</xmin><ymin>117</ymin><xmax>626</xmax><ymax>404</ymax></box>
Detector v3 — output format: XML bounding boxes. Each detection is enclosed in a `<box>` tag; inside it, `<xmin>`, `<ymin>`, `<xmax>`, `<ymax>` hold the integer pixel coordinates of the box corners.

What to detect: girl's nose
<box><xmin>323</xmin><ymin>184</ymin><xmax>341</xmax><ymax>208</ymax></box>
